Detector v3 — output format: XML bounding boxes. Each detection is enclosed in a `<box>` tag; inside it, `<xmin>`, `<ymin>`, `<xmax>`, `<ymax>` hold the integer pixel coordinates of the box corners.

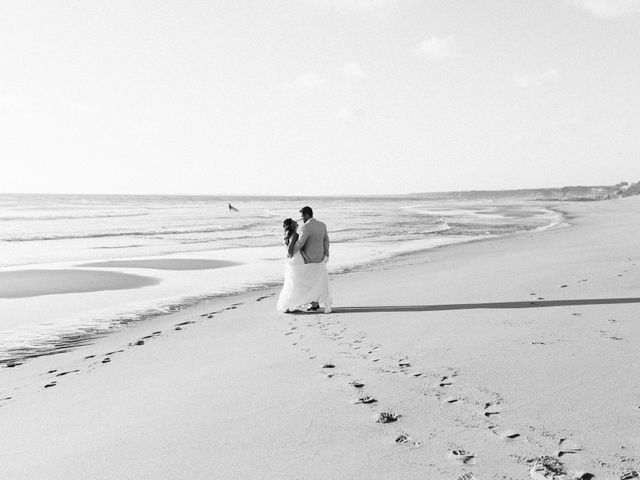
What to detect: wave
<box><xmin>1</xmin><ymin>224</ymin><xmax>254</xmax><ymax>242</ymax></box>
<box><xmin>0</xmin><ymin>212</ymin><xmax>149</xmax><ymax>222</ymax></box>
<box><xmin>178</xmin><ymin>233</ymin><xmax>276</xmax><ymax>245</ymax></box>
<box><xmin>532</xmin><ymin>221</ymin><xmax>570</xmax><ymax>232</ymax></box>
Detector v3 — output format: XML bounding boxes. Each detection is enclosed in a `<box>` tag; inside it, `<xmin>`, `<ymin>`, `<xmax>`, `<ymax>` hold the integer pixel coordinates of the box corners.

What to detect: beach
<box><xmin>1</xmin><ymin>195</ymin><xmax>639</xmax><ymax>479</ymax></box>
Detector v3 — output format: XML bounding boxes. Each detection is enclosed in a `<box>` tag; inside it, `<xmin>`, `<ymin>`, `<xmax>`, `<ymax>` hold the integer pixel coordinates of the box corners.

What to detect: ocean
<box><xmin>0</xmin><ymin>193</ymin><xmax>566</xmax><ymax>364</ymax></box>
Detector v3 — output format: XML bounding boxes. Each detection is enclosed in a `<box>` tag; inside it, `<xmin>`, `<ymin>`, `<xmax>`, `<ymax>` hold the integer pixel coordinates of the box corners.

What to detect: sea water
<box><xmin>0</xmin><ymin>193</ymin><xmax>565</xmax><ymax>363</ymax></box>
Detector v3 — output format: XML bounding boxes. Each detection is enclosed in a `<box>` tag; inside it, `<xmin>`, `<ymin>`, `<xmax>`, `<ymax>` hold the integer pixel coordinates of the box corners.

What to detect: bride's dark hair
<box><xmin>282</xmin><ymin>218</ymin><xmax>296</xmax><ymax>245</ymax></box>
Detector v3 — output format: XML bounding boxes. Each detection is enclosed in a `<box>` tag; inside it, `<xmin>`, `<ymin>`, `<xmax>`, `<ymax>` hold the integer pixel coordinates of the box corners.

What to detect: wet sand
<box><xmin>0</xmin><ymin>269</ymin><xmax>159</xmax><ymax>298</ymax></box>
<box><xmin>78</xmin><ymin>258</ymin><xmax>241</xmax><ymax>270</ymax></box>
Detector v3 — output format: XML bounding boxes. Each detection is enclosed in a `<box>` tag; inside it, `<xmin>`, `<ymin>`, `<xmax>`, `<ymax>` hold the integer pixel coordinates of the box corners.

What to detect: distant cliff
<box><xmin>409</xmin><ymin>181</ymin><xmax>640</xmax><ymax>201</ymax></box>
<box><xmin>619</xmin><ymin>181</ymin><xmax>640</xmax><ymax>197</ymax></box>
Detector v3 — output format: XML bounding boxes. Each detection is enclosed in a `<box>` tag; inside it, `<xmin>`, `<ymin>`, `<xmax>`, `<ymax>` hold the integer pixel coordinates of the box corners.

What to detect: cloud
<box><xmin>514</xmin><ymin>68</ymin><xmax>558</xmax><ymax>88</ymax></box>
<box><xmin>282</xmin><ymin>72</ymin><xmax>325</xmax><ymax>91</ymax></box>
<box><xmin>412</xmin><ymin>36</ymin><xmax>459</xmax><ymax>60</ymax></box>
<box><xmin>342</xmin><ymin>62</ymin><xmax>367</xmax><ymax>80</ymax></box>
<box><xmin>564</xmin><ymin>0</ymin><xmax>640</xmax><ymax>17</ymax></box>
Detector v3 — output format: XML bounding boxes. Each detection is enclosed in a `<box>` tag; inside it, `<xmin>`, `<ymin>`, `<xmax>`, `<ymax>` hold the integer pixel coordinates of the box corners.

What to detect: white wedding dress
<box><xmin>276</xmin><ymin>245</ymin><xmax>332</xmax><ymax>313</ymax></box>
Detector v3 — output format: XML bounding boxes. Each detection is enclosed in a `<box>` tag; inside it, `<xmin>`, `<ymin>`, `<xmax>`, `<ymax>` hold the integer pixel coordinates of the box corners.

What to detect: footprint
<box><xmin>349</xmin><ymin>381</ymin><xmax>365</xmax><ymax>389</ymax></box>
<box><xmin>350</xmin><ymin>395</ymin><xmax>377</xmax><ymax>405</ymax></box>
<box><xmin>456</xmin><ymin>473</ymin><xmax>477</xmax><ymax>480</ymax></box>
<box><xmin>483</xmin><ymin>402</ymin><xmax>500</xmax><ymax>418</ymax></box>
<box><xmin>557</xmin><ymin>449</ymin><xmax>581</xmax><ymax>457</ymax></box>
<box><xmin>448</xmin><ymin>449</ymin><xmax>476</xmax><ymax>465</ymax></box>
<box><xmin>106</xmin><ymin>350</ymin><xmax>124</xmax><ymax>356</ymax></box>
<box><xmin>175</xmin><ymin>321</ymin><xmax>194</xmax><ymax>327</ymax></box>
<box><xmin>490</xmin><ymin>426</ymin><xmax>521</xmax><ymax>440</ymax></box>
<box><xmin>608</xmin><ymin>336</ymin><xmax>624</xmax><ymax>341</ymax></box>
<box><xmin>621</xmin><ymin>472</ymin><xmax>639</xmax><ymax>480</ymax></box>
<box><xmin>529</xmin><ymin>456</ymin><xmax>568</xmax><ymax>479</ymax></box>
<box><xmin>374</xmin><ymin>411</ymin><xmax>399</xmax><ymax>423</ymax></box>
<box><xmin>322</xmin><ymin>363</ymin><xmax>335</xmax><ymax>369</ymax></box>
<box><xmin>56</xmin><ymin>370</ymin><xmax>79</xmax><ymax>377</ymax></box>
<box><xmin>443</xmin><ymin>396</ymin><xmax>459</xmax><ymax>404</ymax></box>
<box><xmin>102</xmin><ymin>357</ymin><xmax>111</xmax><ymax>364</ymax></box>
<box><xmin>558</xmin><ymin>437</ymin><xmax>580</xmax><ymax>449</ymax></box>
<box><xmin>44</xmin><ymin>382</ymin><xmax>57</xmax><ymax>389</ymax></box>
<box><xmin>560</xmin><ymin>285</ymin><xmax>568</xmax><ymax>288</ymax></box>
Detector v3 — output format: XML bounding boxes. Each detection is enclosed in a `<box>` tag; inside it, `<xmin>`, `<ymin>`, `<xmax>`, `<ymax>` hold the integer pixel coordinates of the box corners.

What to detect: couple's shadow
<box><xmin>295</xmin><ymin>297</ymin><xmax>640</xmax><ymax>314</ymax></box>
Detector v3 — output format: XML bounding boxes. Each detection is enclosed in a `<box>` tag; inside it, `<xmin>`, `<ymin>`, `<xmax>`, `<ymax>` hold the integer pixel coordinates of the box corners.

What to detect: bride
<box><xmin>276</xmin><ymin>218</ymin><xmax>332</xmax><ymax>313</ymax></box>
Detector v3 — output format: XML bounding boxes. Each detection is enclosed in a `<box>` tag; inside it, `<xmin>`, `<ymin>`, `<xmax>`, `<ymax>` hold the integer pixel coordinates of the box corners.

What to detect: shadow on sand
<box><xmin>326</xmin><ymin>297</ymin><xmax>640</xmax><ymax>314</ymax></box>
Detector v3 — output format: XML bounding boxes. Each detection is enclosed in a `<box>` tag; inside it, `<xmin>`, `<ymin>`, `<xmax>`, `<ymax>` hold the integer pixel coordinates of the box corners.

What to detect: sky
<box><xmin>1</xmin><ymin>0</ymin><xmax>639</xmax><ymax>196</ymax></box>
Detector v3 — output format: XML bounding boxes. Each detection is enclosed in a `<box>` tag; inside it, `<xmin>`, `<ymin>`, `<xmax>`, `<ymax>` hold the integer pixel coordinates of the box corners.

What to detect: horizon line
<box><xmin>0</xmin><ymin>182</ymin><xmax>631</xmax><ymax>199</ymax></box>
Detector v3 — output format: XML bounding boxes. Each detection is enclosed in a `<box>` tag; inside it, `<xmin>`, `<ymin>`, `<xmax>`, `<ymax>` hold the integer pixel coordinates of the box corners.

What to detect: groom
<box><xmin>297</xmin><ymin>206</ymin><xmax>330</xmax><ymax>312</ymax></box>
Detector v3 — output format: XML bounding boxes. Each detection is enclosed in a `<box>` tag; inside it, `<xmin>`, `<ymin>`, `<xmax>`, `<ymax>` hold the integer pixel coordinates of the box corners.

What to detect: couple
<box><xmin>277</xmin><ymin>206</ymin><xmax>332</xmax><ymax>314</ymax></box>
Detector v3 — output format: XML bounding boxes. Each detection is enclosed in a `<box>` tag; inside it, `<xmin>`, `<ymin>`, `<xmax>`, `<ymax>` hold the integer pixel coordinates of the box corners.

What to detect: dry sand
<box><xmin>1</xmin><ymin>196</ymin><xmax>639</xmax><ymax>479</ymax></box>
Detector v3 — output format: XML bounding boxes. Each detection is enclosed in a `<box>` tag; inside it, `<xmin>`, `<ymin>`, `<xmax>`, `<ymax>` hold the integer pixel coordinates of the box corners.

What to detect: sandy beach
<box><xmin>1</xmin><ymin>196</ymin><xmax>639</xmax><ymax>480</ymax></box>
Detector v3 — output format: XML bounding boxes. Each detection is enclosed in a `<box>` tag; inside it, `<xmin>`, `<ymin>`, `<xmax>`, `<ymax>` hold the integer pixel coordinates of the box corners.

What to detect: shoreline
<box><xmin>0</xmin><ymin>202</ymin><xmax>569</xmax><ymax>366</ymax></box>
